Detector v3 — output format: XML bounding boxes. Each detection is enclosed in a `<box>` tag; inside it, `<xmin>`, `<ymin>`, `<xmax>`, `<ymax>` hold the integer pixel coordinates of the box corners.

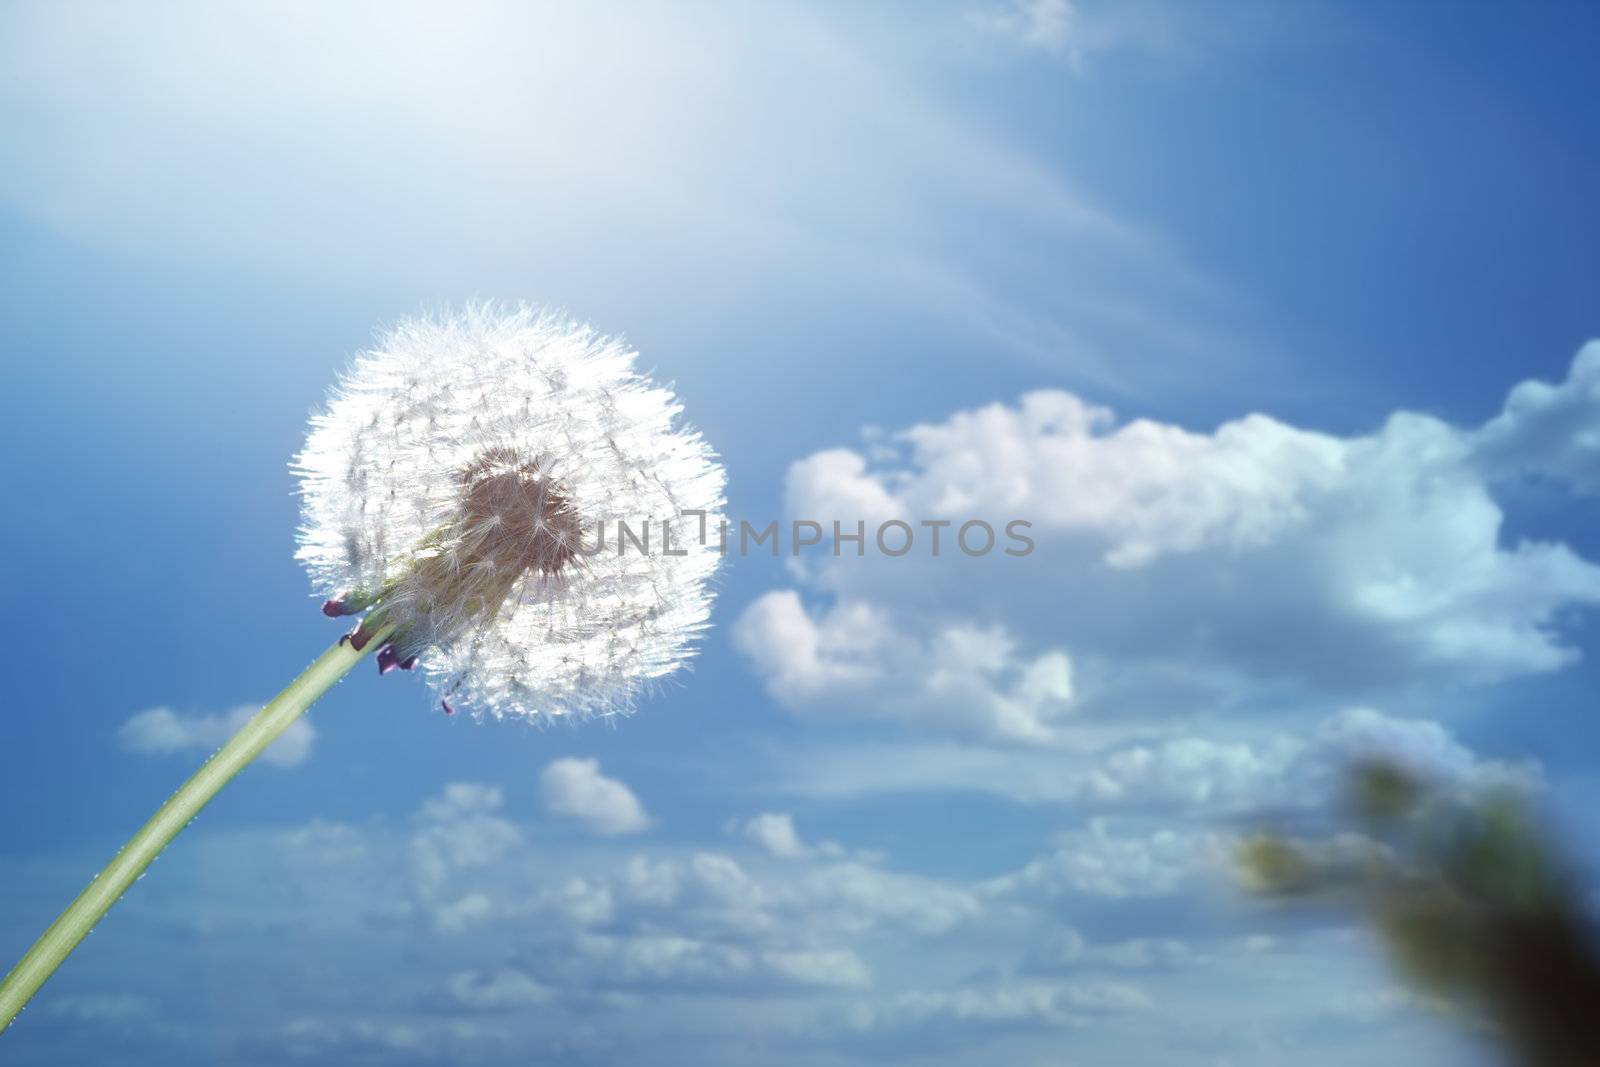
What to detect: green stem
<box><xmin>0</xmin><ymin>626</ymin><xmax>392</xmax><ymax>1033</ymax></box>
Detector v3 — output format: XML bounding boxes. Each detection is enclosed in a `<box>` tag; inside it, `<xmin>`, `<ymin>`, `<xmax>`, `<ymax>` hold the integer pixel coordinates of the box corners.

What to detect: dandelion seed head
<box><xmin>294</xmin><ymin>304</ymin><xmax>726</xmax><ymax>721</ymax></box>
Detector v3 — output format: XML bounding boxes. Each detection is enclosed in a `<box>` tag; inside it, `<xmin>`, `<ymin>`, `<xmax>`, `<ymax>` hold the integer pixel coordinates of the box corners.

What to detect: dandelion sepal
<box><xmin>0</xmin><ymin>626</ymin><xmax>392</xmax><ymax>1032</ymax></box>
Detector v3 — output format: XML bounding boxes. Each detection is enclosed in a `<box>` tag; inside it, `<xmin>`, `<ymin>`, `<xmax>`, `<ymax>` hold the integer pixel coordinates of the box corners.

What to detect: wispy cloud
<box><xmin>0</xmin><ymin>1</ymin><xmax>1276</xmax><ymax>399</ymax></box>
<box><xmin>971</xmin><ymin>0</ymin><xmax>1077</xmax><ymax>58</ymax></box>
<box><xmin>970</xmin><ymin>0</ymin><xmax>1300</xmax><ymax>73</ymax></box>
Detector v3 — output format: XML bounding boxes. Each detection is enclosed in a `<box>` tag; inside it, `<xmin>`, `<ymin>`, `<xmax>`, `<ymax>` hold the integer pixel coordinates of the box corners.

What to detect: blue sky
<box><xmin>2</xmin><ymin>1</ymin><xmax>1598</xmax><ymax>1063</ymax></box>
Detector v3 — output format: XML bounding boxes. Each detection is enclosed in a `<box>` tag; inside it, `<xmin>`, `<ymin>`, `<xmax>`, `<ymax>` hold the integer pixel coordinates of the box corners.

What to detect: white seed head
<box><xmin>294</xmin><ymin>305</ymin><xmax>726</xmax><ymax>721</ymax></box>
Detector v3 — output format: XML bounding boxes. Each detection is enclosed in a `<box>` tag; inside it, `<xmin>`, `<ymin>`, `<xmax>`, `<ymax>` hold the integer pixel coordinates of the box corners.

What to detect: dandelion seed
<box><xmin>293</xmin><ymin>304</ymin><xmax>727</xmax><ymax>721</ymax></box>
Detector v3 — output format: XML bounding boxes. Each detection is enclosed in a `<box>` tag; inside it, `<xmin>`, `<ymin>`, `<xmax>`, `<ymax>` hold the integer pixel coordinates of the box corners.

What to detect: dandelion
<box><xmin>0</xmin><ymin>305</ymin><xmax>726</xmax><ymax>1029</ymax></box>
<box><xmin>296</xmin><ymin>305</ymin><xmax>725</xmax><ymax>720</ymax></box>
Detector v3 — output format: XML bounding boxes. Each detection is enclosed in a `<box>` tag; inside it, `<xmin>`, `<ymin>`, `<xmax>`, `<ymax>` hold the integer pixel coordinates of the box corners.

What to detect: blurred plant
<box><xmin>1241</xmin><ymin>760</ymin><xmax>1600</xmax><ymax>1067</ymax></box>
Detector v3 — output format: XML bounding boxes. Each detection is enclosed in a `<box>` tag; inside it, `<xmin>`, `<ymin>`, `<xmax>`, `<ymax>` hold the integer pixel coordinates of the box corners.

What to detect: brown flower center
<box><xmin>457</xmin><ymin>448</ymin><xmax>583</xmax><ymax>579</ymax></box>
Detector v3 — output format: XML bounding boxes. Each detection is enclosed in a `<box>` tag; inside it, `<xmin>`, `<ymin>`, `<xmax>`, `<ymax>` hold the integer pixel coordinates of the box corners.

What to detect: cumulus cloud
<box><xmin>244</xmin><ymin>789</ymin><xmax>970</xmax><ymax>1002</ymax></box>
<box><xmin>1311</xmin><ymin>706</ymin><xmax>1540</xmax><ymax>792</ymax></box>
<box><xmin>738</xmin><ymin>812</ymin><xmax>846</xmax><ymax>860</ymax></box>
<box><xmin>737</xmin><ymin>353</ymin><xmax>1600</xmax><ymax>745</ymax></box>
<box><xmin>1473</xmin><ymin>341</ymin><xmax>1600</xmax><ymax>493</ymax></box>
<box><xmin>118</xmin><ymin>704</ymin><xmax>315</xmax><ymax>768</ymax></box>
<box><xmin>741</xmin><ymin>812</ymin><xmax>810</xmax><ymax>857</ymax></box>
<box><xmin>786</xmin><ymin>449</ymin><xmax>909</xmax><ymax>528</ymax></box>
<box><xmin>735</xmin><ymin>591</ymin><xmax>1073</xmax><ymax>744</ymax></box>
<box><xmin>540</xmin><ymin>758</ymin><xmax>653</xmax><ymax>836</ymax></box>
<box><xmin>410</xmin><ymin>783</ymin><xmax>524</xmax><ymax>900</ymax></box>
<box><xmin>447</xmin><ymin>968</ymin><xmax>554</xmax><ymax>1010</ymax></box>
<box><xmin>986</xmin><ymin>821</ymin><xmax>1230</xmax><ymax>902</ymax></box>
<box><xmin>850</xmin><ymin>978</ymin><xmax>1150</xmax><ymax>1037</ymax></box>
<box><xmin>13</xmin><ymin>772</ymin><xmax>1468</xmax><ymax>1064</ymax></box>
<box><xmin>765</xmin><ymin>948</ymin><xmax>873</xmax><ymax>989</ymax></box>
<box><xmin>1065</xmin><ymin>707</ymin><xmax>1539</xmax><ymax>814</ymax></box>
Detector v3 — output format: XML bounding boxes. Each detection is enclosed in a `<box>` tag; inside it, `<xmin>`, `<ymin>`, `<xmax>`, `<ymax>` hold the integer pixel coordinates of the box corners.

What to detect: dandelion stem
<box><xmin>0</xmin><ymin>626</ymin><xmax>393</xmax><ymax>1032</ymax></box>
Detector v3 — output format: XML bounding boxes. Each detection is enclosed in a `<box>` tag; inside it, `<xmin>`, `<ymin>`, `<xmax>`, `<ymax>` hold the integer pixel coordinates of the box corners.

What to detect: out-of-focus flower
<box><xmin>294</xmin><ymin>305</ymin><xmax>725</xmax><ymax>721</ymax></box>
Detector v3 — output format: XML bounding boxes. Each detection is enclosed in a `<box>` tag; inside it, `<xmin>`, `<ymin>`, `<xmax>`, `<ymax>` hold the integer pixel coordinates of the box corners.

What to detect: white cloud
<box><xmin>1066</xmin><ymin>707</ymin><xmax>1539</xmax><ymax>814</ymax></box>
<box><xmin>410</xmin><ymin>783</ymin><xmax>524</xmax><ymax>900</ymax></box>
<box><xmin>971</xmin><ymin>0</ymin><xmax>1293</xmax><ymax>73</ymax></box>
<box><xmin>875</xmin><ymin>390</ymin><xmax>1345</xmax><ymax>568</ymax></box>
<box><xmin>278</xmin><ymin>1015</ymin><xmax>513</xmax><ymax>1061</ymax></box>
<box><xmin>434</xmin><ymin>892</ymin><xmax>495</xmax><ymax>934</ymax></box>
<box><xmin>39</xmin><ymin>993</ymin><xmax>153</xmax><ymax>1024</ymax></box>
<box><xmin>447</xmin><ymin>968</ymin><xmax>554</xmax><ymax>1010</ymax></box>
<box><xmin>734</xmin><ymin>591</ymin><xmax>887</xmax><ymax>698</ymax></box>
<box><xmin>540</xmin><ymin>758</ymin><xmax>653</xmax><ymax>836</ymax></box>
<box><xmin>1319</xmin><ymin>987</ymin><xmax>1422</xmax><ymax>1026</ymax></box>
<box><xmin>277</xmin><ymin>819</ymin><xmax>371</xmax><ymax>866</ymax></box>
<box><xmin>786</xmin><ymin>449</ymin><xmax>909</xmax><ymax>528</ymax></box>
<box><xmin>1312</xmin><ymin>706</ymin><xmax>1540</xmax><ymax>793</ymax></box>
<box><xmin>567</xmin><ymin>932</ymin><xmax>756</xmax><ymax>987</ymax></box>
<box><xmin>858</xmin><ymin>978</ymin><xmax>1150</xmax><ymax>1033</ymax></box>
<box><xmin>118</xmin><ymin>704</ymin><xmax>315</xmax><ymax>768</ymax></box>
<box><xmin>737</xmin><ymin>356</ymin><xmax>1600</xmax><ymax>746</ymax></box>
<box><xmin>741</xmin><ymin>812</ymin><xmax>810</xmax><ymax>857</ymax></box>
<box><xmin>738</xmin><ymin>812</ymin><xmax>849</xmax><ymax>860</ymax></box>
<box><xmin>986</xmin><ymin>821</ymin><xmax>1230</xmax><ymax>901</ymax></box>
<box><xmin>0</xmin><ymin>0</ymin><xmax>1271</xmax><ymax>401</ymax></box>
<box><xmin>1473</xmin><ymin>341</ymin><xmax>1600</xmax><ymax>493</ymax></box>
<box><xmin>972</xmin><ymin>0</ymin><xmax>1076</xmax><ymax>56</ymax></box>
<box><xmin>756</xmin><ymin>705</ymin><xmax>1539</xmax><ymax>834</ymax></box>
<box><xmin>10</xmin><ymin>771</ymin><xmax>1473</xmax><ymax>1064</ymax></box>
<box><xmin>764</xmin><ymin>948</ymin><xmax>873</xmax><ymax>989</ymax></box>
<box><xmin>1083</xmin><ymin>938</ymin><xmax>1195</xmax><ymax>971</ymax></box>
<box><xmin>735</xmin><ymin>591</ymin><xmax>1074</xmax><ymax>743</ymax></box>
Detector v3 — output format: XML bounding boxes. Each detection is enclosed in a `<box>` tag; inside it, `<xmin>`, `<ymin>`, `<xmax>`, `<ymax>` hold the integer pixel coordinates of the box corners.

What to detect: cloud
<box><xmin>735</xmin><ymin>591</ymin><xmax>1074</xmax><ymax>744</ymax></box>
<box><xmin>764</xmin><ymin>948</ymin><xmax>873</xmax><ymax>989</ymax></box>
<box><xmin>740</xmin><ymin>812</ymin><xmax>812</xmax><ymax>858</ymax></box>
<box><xmin>540</xmin><ymin>758</ymin><xmax>653</xmax><ymax>836</ymax></box>
<box><xmin>257</xmin><ymin>788</ymin><xmax>971</xmax><ymax>998</ymax></box>
<box><xmin>737</xmin><ymin>812</ymin><xmax>849</xmax><ymax>860</ymax></box>
<box><xmin>277</xmin><ymin>1016</ymin><xmax>514</xmax><ymax>1062</ymax></box>
<box><xmin>0</xmin><ymin>0</ymin><xmax>1273</xmax><ymax>402</ymax></box>
<box><xmin>410</xmin><ymin>783</ymin><xmax>524</xmax><ymax>900</ymax></box>
<box><xmin>970</xmin><ymin>0</ymin><xmax>1295</xmax><ymax>74</ymax></box>
<box><xmin>986</xmin><ymin>821</ymin><xmax>1230</xmax><ymax>902</ymax></box>
<box><xmin>786</xmin><ymin>449</ymin><xmax>909</xmax><ymax>528</ymax></box>
<box><xmin>0</xmin><ymin>772</ymin><xmax>1469</xmax><ymax>1065</ymax></box>
<box><xmin>38</xmin><ymin>993</ymin><xmax>153</xmax><ymax>1025</ymax></box>
<box><xmin>754</xmin><ymin>706</ymin><xmax>1539</xmax><ymax>826</ymax></box>
<box><xmin>737</xmin><ymin>352</ymin><xmax>1600</xmax><ymax>745</ymax></box>
<box><xmin>1473</xmin><ymin>341</ymin><xmax>1600</xmax><ymax>493</ymax></box>
<box><xmin>1311</xmin><ymin>706</ymin><xmax>1540</xmax><ymax>793</ymax></box>
<box><xmin>1064</xmin><ymin>707</ymin><xmax>1539</xmax><ymax>814</ymax></box>
<box><xmin>118</xmin><ymin>704</ymin><xmax>315</xmax><ymax>768</ymax></box>
<box><xmin>447</xmin><ymin>968</ymin><xmax>554</xmax><ymax>1010</ymax></box>
<box><xmin>859</xmin><ymin>978</ymin><xmax>1150</xmax><ymax>1034</ymax></box>
<box><xmin>972</xmin><ymin>0</ymin><xmax>1076</xmax><ymax>56</ymax></box>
